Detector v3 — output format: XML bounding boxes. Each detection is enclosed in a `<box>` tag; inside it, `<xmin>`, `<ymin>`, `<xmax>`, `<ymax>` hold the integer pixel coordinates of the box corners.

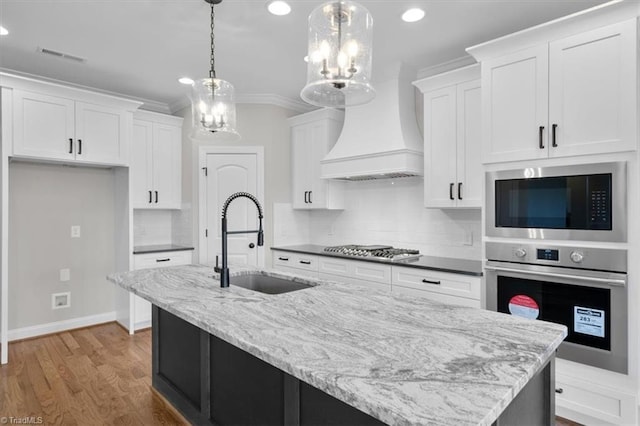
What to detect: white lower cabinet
<box><xmin>318</xmin><ymin>257</ymin><xmax>391</xmax><ymax>292</ymax></box>
<box><xmin>555</xmin><ymin>372</ymin><xmax>637</xmax><ymax>425</ymax></box>
<box><xmin>272</xmin><ymin>252</ymin><xmax>319</xmax><ymax>278</ymax></box>
<box><xmin>391</xmin><ymin>266</ymin><xmax>481</xmax><ymax>308</ymax></box>
<box><xmin>131</xmin><ymin>250</ymin><xmax>192</xmax><ymax>331</ymax></box>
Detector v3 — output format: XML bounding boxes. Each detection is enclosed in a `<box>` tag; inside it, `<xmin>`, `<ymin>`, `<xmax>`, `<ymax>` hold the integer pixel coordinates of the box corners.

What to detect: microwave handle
<box><xmin>484</xmin><ymin>265</ymin><xmax>626</xmax><ymax>287</ymax></box>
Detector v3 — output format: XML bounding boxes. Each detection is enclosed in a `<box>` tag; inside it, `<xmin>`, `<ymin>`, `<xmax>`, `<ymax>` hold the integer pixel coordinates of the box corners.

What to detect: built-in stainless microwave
<box><xmin>486</xmin><ymin>162</ymin><xmax>626</xmax><ymax>242</ymax></box>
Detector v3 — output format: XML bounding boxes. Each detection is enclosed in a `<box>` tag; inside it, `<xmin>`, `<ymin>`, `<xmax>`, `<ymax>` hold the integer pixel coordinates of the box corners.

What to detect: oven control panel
<box><xmin>537</xmin><ymin>248</ymin><xmax>559</xmax><ymax>261</ymax></box>
<box><xmin>487</xmin><ymin>242</ymin><xmax>627</xmax><ymax>272</ymax></box>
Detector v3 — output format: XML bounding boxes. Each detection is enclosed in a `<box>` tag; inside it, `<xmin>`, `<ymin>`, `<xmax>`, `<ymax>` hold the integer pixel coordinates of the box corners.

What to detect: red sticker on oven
<box><xmin>508</xmin><ymin>295</ymin><xmax>540</xmax><ymax>320</ymax></box>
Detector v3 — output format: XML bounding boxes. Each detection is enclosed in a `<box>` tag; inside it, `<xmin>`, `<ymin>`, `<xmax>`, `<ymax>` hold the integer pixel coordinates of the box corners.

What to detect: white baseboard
<box><xmin>8</xmin><ymin>311</ymin><xmax>117</xmax><ymax>341</ymax></box>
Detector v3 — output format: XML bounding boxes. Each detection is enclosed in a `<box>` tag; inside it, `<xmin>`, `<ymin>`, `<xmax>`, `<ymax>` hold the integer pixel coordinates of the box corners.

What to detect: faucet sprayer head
<box><xmin>257</xmin><ymin>218</ymin><xmax>264</xmax><ymax>246</ymax></box>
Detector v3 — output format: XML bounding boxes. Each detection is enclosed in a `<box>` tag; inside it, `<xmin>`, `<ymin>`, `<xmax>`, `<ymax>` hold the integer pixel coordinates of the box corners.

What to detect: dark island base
<box><xmin>152</xmin><ymin>306</ymin><xmax>555</xmax><ymax>426</ymax></box>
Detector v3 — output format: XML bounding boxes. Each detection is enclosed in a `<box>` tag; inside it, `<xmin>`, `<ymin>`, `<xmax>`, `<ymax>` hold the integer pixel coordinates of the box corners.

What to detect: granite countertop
<box><xmin>133</xmin><ymin>244</ymin><xmax>195</xmax><ymax>255</ymax></box>
<box><xmin>108</xmin><ymin>264</ymin><xmax>566</xmax><ymax>426</ymax></box>
<box><xmin>271</xmin><ymin>244</ymin><xmax>483</xmax><ymax>276</ymax></box>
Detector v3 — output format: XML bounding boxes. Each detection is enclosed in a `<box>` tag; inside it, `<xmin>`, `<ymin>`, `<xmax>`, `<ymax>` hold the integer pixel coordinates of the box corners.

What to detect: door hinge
<box><xmin>202</xmin><ymin>167</ymin><xmax>208</xmax><ymax>176</ymax></box>
<box><xmin>205</xmin><ymin>229</ymin><xmax>208</xmax><ymax>237</ymax></box>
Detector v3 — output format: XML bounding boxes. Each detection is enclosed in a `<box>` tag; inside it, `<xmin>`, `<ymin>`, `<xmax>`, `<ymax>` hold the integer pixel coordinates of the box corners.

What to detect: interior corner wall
<box><xmin>8</xmin><ymin>162</ymin><xmax>116</xmax><ymax>330</ymax></box>
<box><xmin>177</xmin><ymin>103</ymin><xmax>300</xmax><ymax>267</ymax></box>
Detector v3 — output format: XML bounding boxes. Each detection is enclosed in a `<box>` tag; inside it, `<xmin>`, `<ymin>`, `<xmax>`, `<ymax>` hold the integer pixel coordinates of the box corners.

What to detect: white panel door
<box><xmin>152</xmin><ymin>123</ymin><xmax>181</xmax><ymax>209</ymax></box>
<box><xmin>12</xmin><ymin>89</ymin><xmax>75</xmax><ymax>160</ymax></box>
<box><xmin>482</xmin><ymin>44</ymin><xmax>549</xmax><ymax>163</ymax></box>
<box><xmin>205</xmin><ymin>153</ymin><xmax>259</xmax><ymax>267</ymax></box>
<box><xmin>423</xmin><ymin>85</ymin><xmax>457</xmax><ymax>208</ymax></box>
<box><xmin>548</xmin><ymin>19</ymin><xmax>637</xmax><ymax>157</ymax></box>
<box><xmin>456</xmin><ymin>80</ymin><xmax>482</xmax><ymax>208</ymax></box>
<box><xmin>75</xmin><ymin>101</ymin><xmax>126</xmax><ymax>165</ymax></box>
<box><xmin>131</xmin><ymin>120</ymin><xmax>153</xmax><ymax>208</ymax></box>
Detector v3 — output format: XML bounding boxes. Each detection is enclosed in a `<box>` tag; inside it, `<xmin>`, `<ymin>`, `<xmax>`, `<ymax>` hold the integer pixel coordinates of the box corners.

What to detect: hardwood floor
<box><xmin>0</xmin><ymin>322</ymin><xmax>582</xmax><ymax>425</ymax></box>
<box><xmin>0</xmin><ymin>323</ymin><xmax>187</xmax><ymax>425</ymax></box>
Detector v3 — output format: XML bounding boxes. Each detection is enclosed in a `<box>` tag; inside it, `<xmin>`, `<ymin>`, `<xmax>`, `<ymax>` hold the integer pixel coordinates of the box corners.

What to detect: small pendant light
<box><xmin>301</xmin><ymin>1</ymin><xmax>375</xmax><ymax>108</ymax></box>
<box><xmin>190</xmin><ymin>0</ymin><xmax>239</xmax><ymax>139</ymax></box>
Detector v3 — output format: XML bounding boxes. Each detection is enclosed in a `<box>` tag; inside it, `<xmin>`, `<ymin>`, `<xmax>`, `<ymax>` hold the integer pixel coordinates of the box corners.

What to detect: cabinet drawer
<box><xmin>318</xmin><ymin>258</ymin><xmax>391</xmax><ymax>285</ymax></box>
<box><xmin>272</xmin><ymin>252</ymin><xmax>318</xmax><ymax>272</ymax></box>
<box><xmin>391</xmin><ymin>266</ymin><xmax>481</xmax><ymax>300</ymax></box>
<box><xmin>134</xmin><ymin>251</ymin><xmax>192</xmax><ymax>270</ymax></box>
<box><xmin>555</xmin><ymin>374</ymin><xmax>637</xmax><ymax>425</ymax></box>
<box><xmin>318</xmin><ymin>272</ymin><xmax>390</xmax><ymax>292</ymax></box>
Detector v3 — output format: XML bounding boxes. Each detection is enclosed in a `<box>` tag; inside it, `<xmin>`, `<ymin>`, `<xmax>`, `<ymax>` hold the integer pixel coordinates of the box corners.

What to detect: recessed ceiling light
<box><xmin>0</xmin><ymin>26</ymin><xmax>8</xmax><ymax>36</ymax></box>
<box><xmin>178</xmin><ymin>77</ymin><xmax>194</xmax><ymax>85</ymax></box>
<box><xmin>402</xmin><ymin>8</ymin><xmax>425</xmax><ymax>23</ymax></box>
<box><xmin>267</xmin><ymin>1</ymin><xmax>291</xmax><ymax>16</ymax></box>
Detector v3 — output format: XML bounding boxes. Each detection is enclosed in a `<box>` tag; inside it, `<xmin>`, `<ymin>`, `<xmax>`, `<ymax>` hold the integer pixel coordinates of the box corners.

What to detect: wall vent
<box><xmin>37</xmin><ymin>47</ymin><xmax>86</xmax><ymax>63</ymax></box>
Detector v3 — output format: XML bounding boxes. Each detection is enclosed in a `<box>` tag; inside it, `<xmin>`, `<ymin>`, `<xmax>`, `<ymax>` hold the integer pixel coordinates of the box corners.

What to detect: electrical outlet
<box><xmin>59</xmin><ymin>268</ymin><xmax>70</xmax><ymax>282</ymax></box>
<box><xmin>52</xmin><ymin>292</ymin><xmax>71</xmax><ymax>309</ymax></box>
<box><xmin>71</xmin><ymin>225</ymin><xmax>81</xmax><ymax>238</ymax></box>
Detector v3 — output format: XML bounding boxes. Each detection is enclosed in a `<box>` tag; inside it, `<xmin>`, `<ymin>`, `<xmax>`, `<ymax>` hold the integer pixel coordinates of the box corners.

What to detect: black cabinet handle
<box><xmin>249</xmin><ymin>243</ymin><xmax>255</xmax><ymax>249</ymax></box>
<box><xmin>68</xmin><ymin>138</ymin><xmax>73</xmax><ymax>154</ymax></box>
<box><xmin>555</xmin><ymin>388</ymin><xmax>564</xmax><ymax>394</ymax></box>
<box><xmin>457</xmin><ymin>182</ymin><xmax>462</xmax><ymax>200</ymax></box>
<box><xmin>539</xmin><ymin>126</ymin><xmax>545</xmax><ymax>149</ymax></box>
<box><xmin>449</xmin><ymin>183</ymin><xmax>454</xmax><ymax>200</ymax></box>
<box><xmin>552</xmin><ymin>124</ymin><xmax>558</xmax><ymax>147</ymax></box>
<box><xmin>309</xmin><ymin>191</ymin><xmax>312</xmax><ymax>204</ymax></box>
<box><xmin>155</xmin><ymin>191</ymin><xmax>158</xmax><ymax>203</ymax></box>
<box><xmin>148</xmin><ymin>190</ymin><xmax>153</xmax><ymax>203</ymax></box>
<box><xmin>278</xmin><ymin>257</ymin><xmax>289</xmax><ymax>261</ymax></box>
<box><xmin>422</xmin><ymin>279</ymin><xmax>441</xmax><ymax>285</ymax></box>
<box><xmin>304</xmin><ymin>191</ymin><xmax>309</xmax><ymax>204</ymax></box>
<box><xmin>299</xmin><ymin>260</ymin><xmax>312</xmax><ymax>265</ymax></box>
<box><xmin>78</xmin><ymin>139</ymin><xmax>82</xmax><ymax>155</ymax></box>
<box><xmin>156</xmin><ymin>258</ymin><xmax>171</xmax><ymax>262</ymax></box>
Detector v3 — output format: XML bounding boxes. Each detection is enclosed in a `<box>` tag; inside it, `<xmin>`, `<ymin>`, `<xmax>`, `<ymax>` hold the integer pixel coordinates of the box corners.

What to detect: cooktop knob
<box><xmin>570</xmin><ymin>251</ymin><xmax>584</xmax><ymax>263</ymax></box>
<box><xmin>514</xmin><ymin>248</ymin><xmax>527</xmax><ymax>258</ymax></box>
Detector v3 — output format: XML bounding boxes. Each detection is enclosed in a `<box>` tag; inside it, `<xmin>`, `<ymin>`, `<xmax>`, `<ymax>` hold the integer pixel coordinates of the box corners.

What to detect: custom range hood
<box><xmin>320</xmin><ymin>64</ymin><xmax>423</xmax><ymax>181</ymax></box>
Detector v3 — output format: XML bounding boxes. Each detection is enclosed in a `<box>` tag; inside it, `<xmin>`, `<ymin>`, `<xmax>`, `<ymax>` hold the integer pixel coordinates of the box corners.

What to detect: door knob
<box><xmin>249</xmin><ymin>243</ymin><xmax>255</xmax><ymax>249</ymax></box>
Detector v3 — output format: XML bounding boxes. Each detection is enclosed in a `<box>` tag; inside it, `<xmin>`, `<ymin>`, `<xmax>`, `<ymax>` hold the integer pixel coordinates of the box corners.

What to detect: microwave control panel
<box><xmin>590</xmin><ymin>189</ymin><xmax>609</xmax><ymax>224</ymax></box>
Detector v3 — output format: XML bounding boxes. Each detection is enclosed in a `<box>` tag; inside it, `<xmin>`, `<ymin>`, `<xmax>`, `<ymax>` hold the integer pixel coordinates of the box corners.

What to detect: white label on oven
<box><xmin>574</xmin><ymin>307</ymin><xmax>605</xmax><ymax>338</ymax></box>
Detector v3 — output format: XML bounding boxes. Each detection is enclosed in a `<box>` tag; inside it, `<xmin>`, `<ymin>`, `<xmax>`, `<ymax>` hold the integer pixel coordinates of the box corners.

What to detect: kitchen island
<box><xmin>108</xmin><ymin>264</ymin><xmax>567</xmax><ymax>426</ymax></box>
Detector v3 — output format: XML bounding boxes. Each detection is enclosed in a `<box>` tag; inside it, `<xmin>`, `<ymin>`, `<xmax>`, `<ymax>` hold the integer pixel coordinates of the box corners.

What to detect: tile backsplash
<box><xmin>276</xmin><ymin>177</ymin><xmax>481</xmax><ymax>260</ymax></box>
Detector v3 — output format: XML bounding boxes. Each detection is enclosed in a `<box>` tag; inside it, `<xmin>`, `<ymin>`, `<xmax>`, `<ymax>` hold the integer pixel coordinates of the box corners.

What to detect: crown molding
<box><xmin>416</xmin><ymin>56</ymin><xmax>477</xmax><ymax>80</ymax></box>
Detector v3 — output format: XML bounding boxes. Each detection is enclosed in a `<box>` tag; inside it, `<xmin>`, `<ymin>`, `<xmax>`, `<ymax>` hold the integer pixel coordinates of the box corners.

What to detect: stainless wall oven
<box><xmin>486</xmin><ymin>162</ymin><xmax>626</xmax><ymax>242</ymax></box>
<box><xmin>485</xmin><ymin>242</ymin><xmax>627</xmax><ymax>374</ymax></box>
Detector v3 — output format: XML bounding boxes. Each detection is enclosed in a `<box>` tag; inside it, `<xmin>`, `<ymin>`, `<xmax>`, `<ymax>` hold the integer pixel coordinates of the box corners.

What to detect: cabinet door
<box><xmin>456</xmin><ymin>80</ymin><xmax>482</xmax><ymax>208</ymax></box>
<box><xmin>423</xmin><ymin>86</ymin><xmax>457</xmax><ymax>208</ymax></box>
<box><xmin>482</xmin><ymin>45</ymin><xmax>549</xmax><ymax>163</ymax></box>
<box><xmin>549</xmin><ymin>19</ymin><xmax>637</xmax><ymax>157</ymax></box>
<box><xmin>131</xmin><ymin>120</ymin><xmax>153</xmax><ymax>208</ymax></box>
<box><xmin>152</xmin><ymin>123</ymin><xmax>182</xmax><ymax>209</ymax></box>
<box><xmin>75</xmin><ymin>101</ymin><xmax>127</xmax><ymax>165</ymax></box>
<box><xmin>12</xmin><ymin>90</ymin><xmax>75</xmax><ymax>161</ymax></box>
<box><xmin>291</xmin><ymin>126</ymin><xmax>312</xmax><ymax>209</ymax></box>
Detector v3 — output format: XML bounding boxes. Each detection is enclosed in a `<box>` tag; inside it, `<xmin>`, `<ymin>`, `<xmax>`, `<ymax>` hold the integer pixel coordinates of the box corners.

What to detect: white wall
<box><xmin>8</xmin><ymin>162</ymin><xmax>116</xmax><ymax>330</ymax></box>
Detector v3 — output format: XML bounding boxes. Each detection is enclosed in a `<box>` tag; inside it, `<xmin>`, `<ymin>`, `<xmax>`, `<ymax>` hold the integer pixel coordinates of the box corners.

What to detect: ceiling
<box><xmin>0</xmin><ymin>0</ymin><xmax>608</xmax><ymax>112</ymax></box>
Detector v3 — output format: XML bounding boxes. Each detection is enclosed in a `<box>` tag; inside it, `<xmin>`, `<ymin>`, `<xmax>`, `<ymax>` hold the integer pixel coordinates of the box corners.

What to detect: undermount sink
<box><xmin>230</xmin><ymin>274</ymin><xmax>313</xmax><ymax>295</ymax></box>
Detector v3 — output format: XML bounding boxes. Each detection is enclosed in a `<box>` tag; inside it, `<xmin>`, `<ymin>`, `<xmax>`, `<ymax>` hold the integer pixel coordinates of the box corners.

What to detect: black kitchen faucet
<box><xmin>214</xmin><ymin>192</ymin><xmax>264</xmax><ymax>288</ymax></box>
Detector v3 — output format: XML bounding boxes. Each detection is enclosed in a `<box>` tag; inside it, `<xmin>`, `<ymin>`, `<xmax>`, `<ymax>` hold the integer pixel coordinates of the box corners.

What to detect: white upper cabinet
<box><xmin>548</xmin><ymin>20</ymin><xmax>637</xmax><ymax>157</ymax></box>
<box><xmin>11</xmin><ymin>89</ymin><xmax>132</xmax><ymax>166</ymax></box>
<box><xmin>289</xmin><ymin>108</ymin><xmax>344</xmax><ymax>210</ymax></box>
<box><xmin>415</xmin><ymin>65</ymin><xmax>482</xmax><ymax>208</ymax></box>
<box><xmin>132</xmin><ymin>111</ymin><xmax>183</xmax><ymax>209</ymax></box>
<box><xmin>476</xmin><ymin>18</ymin><xmax>637</xmax><ymax>164</ymax></box>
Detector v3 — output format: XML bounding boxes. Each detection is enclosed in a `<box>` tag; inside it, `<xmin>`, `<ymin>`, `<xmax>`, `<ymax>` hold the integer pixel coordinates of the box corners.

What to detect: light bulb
<box><xmin>346</xmin><ymin>41</ymin><xmax>359</xmax><ymax>57</ymax></box>
<box><xmin>319</xmin><ymin>40</ymin><xmax>331</xmax><ymax>59</ymax></box>
<box><xmin>310</xmin><ymin>50</ymin><xmax>323</xmax><ymax>63</ymax></box>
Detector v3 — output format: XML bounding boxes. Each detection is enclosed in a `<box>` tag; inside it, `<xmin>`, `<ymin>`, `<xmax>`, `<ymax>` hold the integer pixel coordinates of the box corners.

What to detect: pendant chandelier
<box><xmin>190</xmin><ymin>0</ymin><xmax>239</xmax><ymax>139</ymax></box>
<box><xmin>301</xmin><ymin>1</ymin><xmax>375</xmax><ymax>108</ymax></box>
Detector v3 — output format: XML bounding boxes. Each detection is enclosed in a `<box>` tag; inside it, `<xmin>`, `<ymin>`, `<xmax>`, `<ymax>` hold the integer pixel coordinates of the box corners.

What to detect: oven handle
<box><xmin>484</xmin><ymin>265</ymin><xmax>626</xmax><ymax>287</ymax></box>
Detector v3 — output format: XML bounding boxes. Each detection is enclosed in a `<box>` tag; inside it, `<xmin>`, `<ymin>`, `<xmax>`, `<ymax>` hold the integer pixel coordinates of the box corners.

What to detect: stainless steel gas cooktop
<box><xmin>323</xmin><ymin>245</ymin><xmax>421</xmax><ymax>261</ymax></box>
